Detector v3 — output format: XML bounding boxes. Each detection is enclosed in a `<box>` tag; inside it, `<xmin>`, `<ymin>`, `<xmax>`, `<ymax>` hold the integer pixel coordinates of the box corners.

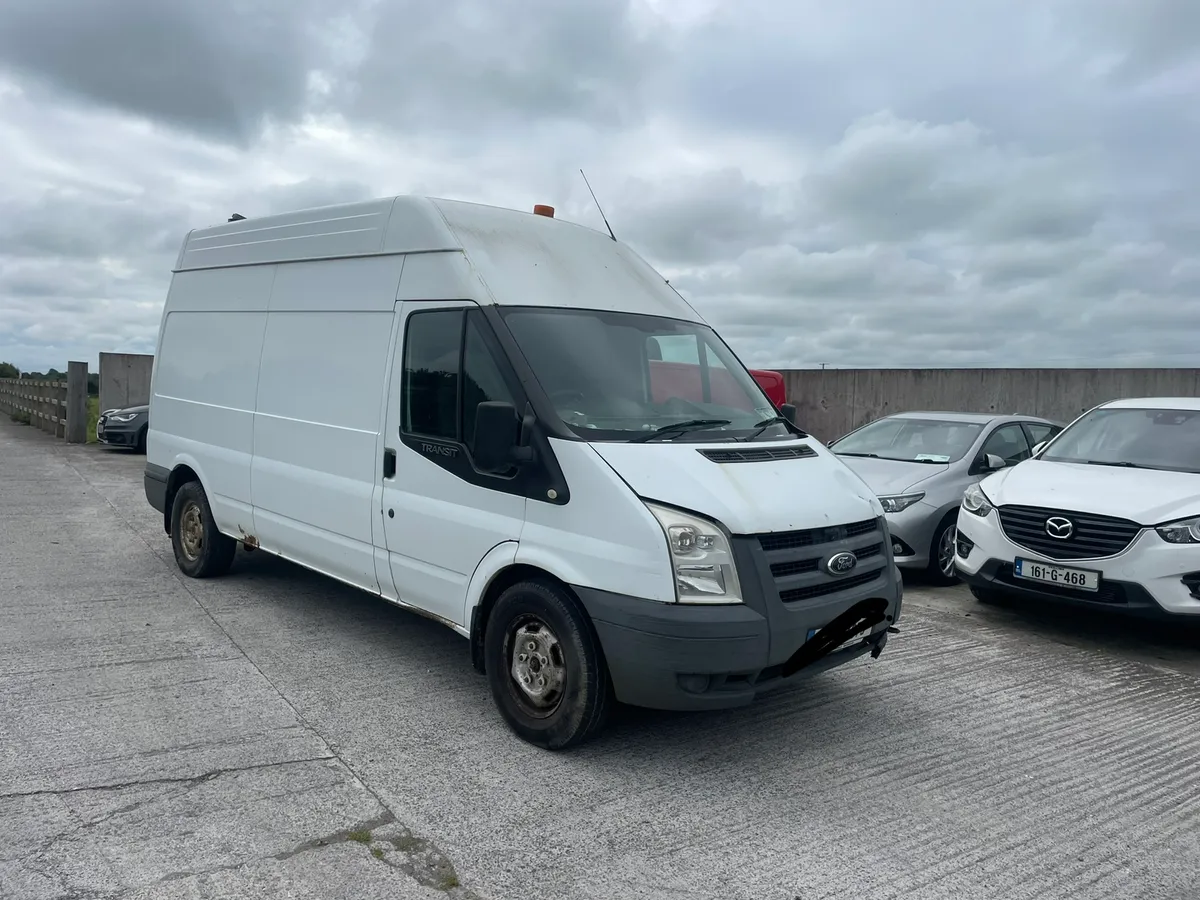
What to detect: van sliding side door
<box><xmin>378</xmin><ymin>301</ymin><xmax>528</xmax><ymax>628</ymax></box>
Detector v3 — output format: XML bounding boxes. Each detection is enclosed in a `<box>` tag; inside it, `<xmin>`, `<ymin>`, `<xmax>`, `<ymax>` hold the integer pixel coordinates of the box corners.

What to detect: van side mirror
<box><xmin>780</xmin><ymin>403</ymin><xmax>797</xmax><ymax>424</ymax></box>
<box><xmin>473</xmin><ymin>401</ymin><xmax>520</xmax><ymax>473</ymax></box>
<box><xmin>1032</xmin><ymin>441</ymin><xmax>1046</xmax><ymax>456</ymax></box>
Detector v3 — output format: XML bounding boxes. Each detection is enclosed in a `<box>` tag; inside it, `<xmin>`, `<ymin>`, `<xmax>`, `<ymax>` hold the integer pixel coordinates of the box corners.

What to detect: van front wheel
<box><xmin>170</xmin><ymin>481</ymin><xmax>237</xmax><ymax>578</ymax></box>
<box><xmin>484</xmin><ymin>580</ymin><xmax>611</xmax><ymax>750</ymax></box>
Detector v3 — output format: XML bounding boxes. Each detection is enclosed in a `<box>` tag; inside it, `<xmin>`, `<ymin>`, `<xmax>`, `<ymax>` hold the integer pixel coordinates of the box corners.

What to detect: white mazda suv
<box><xmin>954</xmin><ymin>397</ymin><xmax>1200</xmax><ymax>618</ymax></box>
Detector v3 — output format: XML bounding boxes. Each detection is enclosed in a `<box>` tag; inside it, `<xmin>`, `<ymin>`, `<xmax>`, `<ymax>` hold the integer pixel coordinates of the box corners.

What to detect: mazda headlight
<box><xmin>962</xmin><ymin>483</ymin><xmax>993</xmax><ymax>517</ymax></box>
<box><xmin>645</xmin><ymin>502</ymin><xmax>743</xmax><ymax>604</ymax></box>
<box><xmin>879</xmin><ymin>492</ymin><xmax>924</xmax><ymax>514</ymax></box>
<box><xmin>1156</xmin><ymin>516</ymin><xmax>1200</xmax><ymax>544</ymax></box>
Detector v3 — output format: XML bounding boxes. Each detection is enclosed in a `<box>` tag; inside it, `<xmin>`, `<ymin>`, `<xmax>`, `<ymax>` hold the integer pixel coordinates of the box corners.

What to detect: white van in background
<box><xmin>143</xmin><ymin>195</ymin><xmax>903</xmax><ymax>749</ymax></box>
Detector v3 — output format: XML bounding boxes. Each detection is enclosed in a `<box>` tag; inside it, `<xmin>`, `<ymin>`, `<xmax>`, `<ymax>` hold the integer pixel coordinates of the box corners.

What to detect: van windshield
<box><xmin>1040</xmin><ymin>407</ymin><xmax>1200</xmax><ymax>474</ymax></box>
<box><xmin>499</xmin><ymin>307</ymin><xmax>784</xmax><ymax>442</ymax></box>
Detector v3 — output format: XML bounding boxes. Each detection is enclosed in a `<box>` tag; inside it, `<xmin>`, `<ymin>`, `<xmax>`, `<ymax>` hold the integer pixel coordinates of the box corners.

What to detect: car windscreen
<box><xmin>831</xmin><ymin>417</ymin><xmax>984</xmax><ymax>463</ymax></box>
<box><xmin>1039</xmin><ymin>407</ymin><xmax>1200</xmax><ymax>474</ymax></box>
<box><xmin>498</xmin><ymin>307</ymin><xmax>782</xmax><ymax>442</ymax></box>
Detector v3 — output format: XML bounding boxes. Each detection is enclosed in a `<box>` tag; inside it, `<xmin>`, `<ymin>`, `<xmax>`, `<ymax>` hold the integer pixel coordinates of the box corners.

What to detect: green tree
<box><xmin>0</xmin><ymin>362</ymin><xmax>18</xmax><ymax>379</ymax></box>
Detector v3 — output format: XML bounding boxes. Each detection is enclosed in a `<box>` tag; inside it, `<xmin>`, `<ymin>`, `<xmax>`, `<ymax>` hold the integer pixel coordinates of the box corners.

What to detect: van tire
<box><xmin>484</xmin><ymin>579</ymin><xmax>611</xmax><ymax>751</ymax></box>
<box><xmin>170</xmin><ymin>481</ymin><xmax>237</xmax><ymax>578</ymax></box>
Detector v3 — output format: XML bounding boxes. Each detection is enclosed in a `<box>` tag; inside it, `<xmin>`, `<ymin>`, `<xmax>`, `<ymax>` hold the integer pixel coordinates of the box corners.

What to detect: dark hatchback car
<box><xmin>97</xmin><ymin>404</ymin><xmax>149</xmax><ymax>453</ymax></box>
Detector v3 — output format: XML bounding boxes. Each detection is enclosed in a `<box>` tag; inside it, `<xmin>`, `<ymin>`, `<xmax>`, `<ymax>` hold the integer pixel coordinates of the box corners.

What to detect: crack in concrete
<box><xmin>1</xmin><ymin>755</ymin><xmax>338</xmax><ymax>803</ymax></box>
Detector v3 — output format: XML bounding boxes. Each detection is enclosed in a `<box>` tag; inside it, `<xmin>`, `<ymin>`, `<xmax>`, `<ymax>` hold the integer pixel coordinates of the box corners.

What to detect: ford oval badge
<box><xmin>824</xmin><ymin>551</ymin><xmax>858</xmax><ymax>577</ymax></box>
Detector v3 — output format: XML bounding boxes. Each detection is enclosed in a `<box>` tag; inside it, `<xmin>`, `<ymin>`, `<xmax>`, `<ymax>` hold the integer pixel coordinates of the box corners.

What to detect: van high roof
<box><xmin>172</xmin><ymin>194</ymin><xmax>701</xmax><ymax>321</ymax></box>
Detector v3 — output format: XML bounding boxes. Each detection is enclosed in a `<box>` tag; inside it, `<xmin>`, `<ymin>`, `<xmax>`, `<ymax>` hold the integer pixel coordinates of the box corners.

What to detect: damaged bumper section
<box><xmin>573</xmin><ymin>519</ymin><xmax>904</xmax><ymax>712</ymax></box>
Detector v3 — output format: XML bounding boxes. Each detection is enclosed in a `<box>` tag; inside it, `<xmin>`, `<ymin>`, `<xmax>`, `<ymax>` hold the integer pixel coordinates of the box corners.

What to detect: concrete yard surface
<box><xmin>2</xmin><ymin>417</ymin><xmax>1200</xmax><ymax>899</ymax></box>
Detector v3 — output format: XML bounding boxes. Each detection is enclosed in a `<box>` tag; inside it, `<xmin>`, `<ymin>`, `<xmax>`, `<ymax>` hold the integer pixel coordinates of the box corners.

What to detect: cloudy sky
<box><xmin>1</xmin><ymin>0</ymin><xmax>1198</xmax><ymax>373</ymax></box>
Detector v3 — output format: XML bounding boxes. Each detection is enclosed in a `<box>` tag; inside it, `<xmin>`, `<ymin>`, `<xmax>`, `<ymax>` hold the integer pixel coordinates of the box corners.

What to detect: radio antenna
<box><xmin>580</xmin><ymin>169</ymin><xmax>617</xmax><ymax>241</ymax></box>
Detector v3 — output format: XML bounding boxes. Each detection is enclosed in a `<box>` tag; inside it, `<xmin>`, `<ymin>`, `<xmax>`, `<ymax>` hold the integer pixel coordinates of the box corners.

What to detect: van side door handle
<box><xmin>383</xmin><ymin>448</ymin><xmax>396</xmax><ymax>479</ymax></box>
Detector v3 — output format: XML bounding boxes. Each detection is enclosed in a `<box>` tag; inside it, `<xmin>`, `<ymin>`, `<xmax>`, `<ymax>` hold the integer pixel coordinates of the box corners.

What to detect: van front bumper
<box><xmin>573</xmin><ymin>523</ymin><xmax>904</xmax><ymax>711</ymax></box>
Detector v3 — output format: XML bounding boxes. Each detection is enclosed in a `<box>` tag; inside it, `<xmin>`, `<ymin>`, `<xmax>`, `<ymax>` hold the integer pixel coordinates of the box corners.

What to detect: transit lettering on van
<box><xmin>142</xmin><ymin>194</ymin><xmax>903</xmax><ymax>750</ymax></box>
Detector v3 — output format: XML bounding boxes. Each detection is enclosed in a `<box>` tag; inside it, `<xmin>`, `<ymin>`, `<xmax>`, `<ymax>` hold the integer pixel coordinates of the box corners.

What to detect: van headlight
<box><xmin>962</xmin><ymin>483</ymin><xmax>994</xmax><ymax>517</ymax></box>
<box><xmin>644</xmin><ymin>502</ymin><xmax>743</xmax><ymax>604</ymax></box>
<box><xmin>1156</xmin><ymin>516</ymin><xmax>1200</xmax><ymax>544</ymax></box>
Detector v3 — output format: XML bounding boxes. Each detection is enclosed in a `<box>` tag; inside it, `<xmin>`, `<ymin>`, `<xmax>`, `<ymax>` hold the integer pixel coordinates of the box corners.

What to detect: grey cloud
<box><xmin>1060</xmin><ymin>0</ymin><xmax>1200</xmax><ymax>82</ymax></box>
<box><xmin>340</xmin><ymin>0</ymin><xmax>663</xmax><ymax>135</ymax></box>
<box><xmin>0</xmin><ymin>190</ymin><xmax>189</xmax><ymax>262</ymax></box>
<box><xmin>799</xmin><ymin>113</ymin><xmax>1105</xmax><ymax>245</ymax></box>
<box><xmin>609</xmin><ymin>168</ymin><xmax>790</xmax><ymax>264</ymax></box>
<box><xmin>0</xmin><ymin>0</ymin><xmax>340</xmax><ymax>144</ymax></box>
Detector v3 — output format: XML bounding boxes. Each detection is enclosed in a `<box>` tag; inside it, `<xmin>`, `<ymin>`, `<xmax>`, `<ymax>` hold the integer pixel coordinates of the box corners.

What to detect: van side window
<box><xmin>403</xmin><ymin>310</ymin><xmax>463</xmax><ymax>440</ymax></box>
<box><xmin>649</xmin><ymin>334</ymin><xmax>700</xmax><ymax>364</ymax></box>
<box><xmin>401</xmin><ymin>308</ymin><xmax>518</xmax><ymax>458</ymax></box>
<box><xmin>462</xmin><ymin>312</ymin><xmax>517</xmax><ymax>453</ymax></box>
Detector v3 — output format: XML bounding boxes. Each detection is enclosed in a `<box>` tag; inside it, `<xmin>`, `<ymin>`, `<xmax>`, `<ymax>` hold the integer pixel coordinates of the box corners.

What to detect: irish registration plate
<box><xmin>1013</xmin><ymin>557</ymin><xmax>1100</xmax><ymax>592</ymax></box>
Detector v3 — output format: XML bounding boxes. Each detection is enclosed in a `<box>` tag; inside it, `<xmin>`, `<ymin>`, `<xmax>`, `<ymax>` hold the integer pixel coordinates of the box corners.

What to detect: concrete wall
<box><xmin>99</xmin><ymin>352</ymin><xmax>154</xmax><ymax>414</ymax></box>
<box><xmin>782</xmin><ymin>368</ymin><xmax>1200</xmax><ymax>442</ymax></box>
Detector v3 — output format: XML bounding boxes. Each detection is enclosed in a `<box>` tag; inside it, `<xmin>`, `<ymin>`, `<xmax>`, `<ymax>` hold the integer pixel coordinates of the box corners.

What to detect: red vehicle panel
<box><xmin>647</xmin><ymin>361</ymin><xmax>787</xmax><ymax>410</ymax></box>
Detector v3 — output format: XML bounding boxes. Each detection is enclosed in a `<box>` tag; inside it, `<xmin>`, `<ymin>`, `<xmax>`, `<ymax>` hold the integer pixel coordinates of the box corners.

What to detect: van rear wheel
<box><xmin>484</xmin><ymin>579</ymin><xmax>611</xmax><ymax>750</ymax></box>
<box><xmin>170</xmin><ymin>481</ymin><xmax>237</xmax><ymax>578</ymax></box>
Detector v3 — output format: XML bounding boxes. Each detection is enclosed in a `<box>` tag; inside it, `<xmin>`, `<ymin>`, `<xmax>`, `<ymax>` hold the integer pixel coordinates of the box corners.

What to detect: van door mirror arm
<box><xmin>510</xmin><ymin>403</ymin><xmax>538</xmax><ymax>463</ymax></box>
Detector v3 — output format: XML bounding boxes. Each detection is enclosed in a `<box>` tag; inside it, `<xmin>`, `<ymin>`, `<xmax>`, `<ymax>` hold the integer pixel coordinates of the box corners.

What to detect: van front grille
<box><xmin>755</xmin><ymin>518</ymin><xmax>889</xmax><ymax>605</ymax></box>
<box><xmin>758</xmin><ymin>518</ymin><xmax>878</xmax><ymax>553</ymax></box>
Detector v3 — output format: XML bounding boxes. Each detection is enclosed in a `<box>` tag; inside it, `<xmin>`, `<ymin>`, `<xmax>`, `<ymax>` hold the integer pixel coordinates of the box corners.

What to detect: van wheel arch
<box><xmin>479</xmin><ymin>573</ymin><xmax>614</xmax><ymax>749</ymax></box>
<box><xmin>470</xmin><ymin>565</ymin><xmax>603</xmax><ymax>675</ymax></box>
<box><xmin>163</xmin><ymin>464</ymin><xmax>201</xmax><ymax>536</ymax></box>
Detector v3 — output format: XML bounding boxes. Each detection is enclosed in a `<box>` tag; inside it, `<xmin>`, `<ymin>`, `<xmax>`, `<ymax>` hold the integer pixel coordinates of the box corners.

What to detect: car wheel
<box><xmin>484</xmin><ymin>579</ymin><xmax>612</xmax><ymax>751</ymax></box>
<box><xmin>969</xmin><ymin>585</ymin><xmax>1003</xmax><ymax>604</ymax></box>
<box><xmin>135</xmin><ymin>426</ymin><xmax>147</xmax><ymax>454</ymax></box>
<box><xmin>170</xmin><ymin>481</ymin><xmax>237</xmax><ymax>578</ymax></box>
<box><xmin>926</xmin><ymin>515</ymin><xmax>960</xmax><ymax>586</ymax></box>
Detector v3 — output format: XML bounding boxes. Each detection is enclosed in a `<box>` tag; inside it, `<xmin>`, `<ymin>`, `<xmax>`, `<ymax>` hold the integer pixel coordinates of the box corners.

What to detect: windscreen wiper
<box><xmin>1084</xmin><ymin>460</ymin><xmax>1145</xmax><ymax>468</ymax></box>
<box><xmin>629</xmin><ymin>419</ymin><xmax>731</xmax><ymax>442</ymax></box>
<box><xmin>741</xmin><ymin>415</ymin><xmax>807</xmax><ymax>441</ymax></box>
<box><xmin>836</xmin><ymin>451</ymin><xmax>880</xmax><ymax>458</ymax></box>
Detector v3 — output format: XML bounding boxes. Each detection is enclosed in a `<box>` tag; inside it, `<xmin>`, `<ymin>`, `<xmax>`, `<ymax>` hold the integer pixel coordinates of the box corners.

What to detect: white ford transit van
<box><xmin>143</xmin><ymin>195</ymin><xmax>903</xmax><ymax>749</ymax></box>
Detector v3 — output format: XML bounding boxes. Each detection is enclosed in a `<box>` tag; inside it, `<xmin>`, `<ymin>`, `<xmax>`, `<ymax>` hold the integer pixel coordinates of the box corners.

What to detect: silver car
<box><xmin>829</xmin><ymin>412</ymin><xmax>1063</xmax><ymax>584</ymax></box>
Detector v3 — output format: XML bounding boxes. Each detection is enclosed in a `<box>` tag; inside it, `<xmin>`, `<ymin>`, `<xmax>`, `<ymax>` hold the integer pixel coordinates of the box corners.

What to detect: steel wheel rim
<box><xmin>505</xmin><ymin>615</ymin><xmax>567</xmax><ymax>718</ymax></box>
<box><xmin>180</xmin><ymin>501</ymin><xmax>204</xmax><ymax>561</ymax></box>
<box><xmin>938</xmin><ymin>524</ymin><xmax>957</xmax><ymax>578</ymax></box>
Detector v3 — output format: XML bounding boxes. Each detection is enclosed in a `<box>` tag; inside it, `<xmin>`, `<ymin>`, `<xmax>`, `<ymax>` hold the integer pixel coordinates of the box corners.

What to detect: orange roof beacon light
<box><xmin>533</xmin><ymin>204</ymin><xmax>555</xmax><ymax>218</ymax></box>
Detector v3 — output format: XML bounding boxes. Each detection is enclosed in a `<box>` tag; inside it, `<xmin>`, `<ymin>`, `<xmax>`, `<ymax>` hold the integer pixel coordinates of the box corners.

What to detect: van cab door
<box><xmin>379</xmin><ymin>301</ymin><xmax>528</xmax><ymax>627</ymax></box>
